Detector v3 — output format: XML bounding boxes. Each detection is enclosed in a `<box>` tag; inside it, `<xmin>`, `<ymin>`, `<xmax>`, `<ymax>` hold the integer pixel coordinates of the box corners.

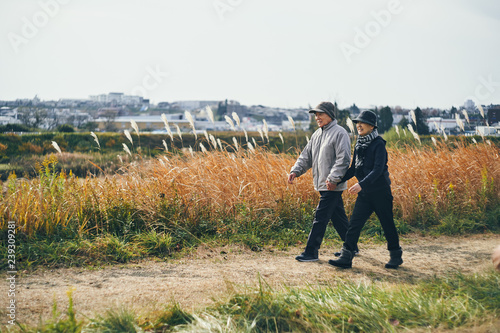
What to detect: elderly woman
<box><xmin>329</xmin><ymin>110</ymin><xmax>403</xmax><ymax>269</ymax></box>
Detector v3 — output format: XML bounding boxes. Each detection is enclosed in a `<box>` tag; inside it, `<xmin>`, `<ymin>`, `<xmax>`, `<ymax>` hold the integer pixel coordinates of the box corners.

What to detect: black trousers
<box><xmin>305</xmin><ymin>191</ymin><xmax>349</xmax><ymax>255</ymax></box>
<box><xmin>343</xmin><ymin>187</ymin><xmax>400</xmax><ymax>252</ymax></box>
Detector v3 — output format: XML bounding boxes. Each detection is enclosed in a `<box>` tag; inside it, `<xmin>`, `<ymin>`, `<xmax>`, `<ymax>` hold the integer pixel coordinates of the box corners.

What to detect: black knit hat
<box><xmin>309</xmin><ymin>102</ymin><xmax>335</xmax><ymax>120</ymax></box>
<box><xmin>352</xmin><ymin>110</ymin><xmax>377</xmax><ymax>128</ymax></box>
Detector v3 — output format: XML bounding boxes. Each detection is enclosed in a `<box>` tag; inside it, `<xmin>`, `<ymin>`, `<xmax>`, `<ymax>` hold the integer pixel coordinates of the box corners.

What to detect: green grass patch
<box><xmin>11</xmin><ymin>271</ymin><xmax>500</xmax><ymax>332</ymax></box>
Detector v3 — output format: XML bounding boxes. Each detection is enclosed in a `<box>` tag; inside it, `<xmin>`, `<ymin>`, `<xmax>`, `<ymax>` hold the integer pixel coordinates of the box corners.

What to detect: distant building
<box><xmin>172</xmin><ymin>100</ymin><xmax>220</xmax><ymax>111</ymax></box>
<box><xmin>157</xmin><ymin>102</ymin><xmax>171</xmax><ymax>109</ymax></box>
<box><xmin>57</xmin><ymin>99</ymin><xmax>86</xmax><ymax>108</ymax></box>
<box><xmin>464</xmin><ymin>99</ymin><xmax>476</xmax><ymax>112</ymax></box>
<box><xmin>89</xmin><ymin>94</ymin><xmax>108</xmax><ymax>103</ymax></box>
<box><xmin>0</xmin><ymin>107</ymin><xmax>20</xmax><ymax>125</ymax></box>
<box><xmin>107</xmin><ymin>92</ymin><xmax>124</xmax><ymax>104</ymax></box>
<box><xmin>89</xmin><ymin>92</ymin><xmax>146</xmax><ymax>106</ymax></box>
<box><xmin>487</xmin><ymin>104</ymin><xmax>500</xmax><ymax>125</ymax></box>
<box><xmin>427</xmin><ymin>117</ymin><xmax>458</xmax><ymax>133</ymax></box>
<box><xmin>476</xmin><ymin>126</ymin><xmax>500</xmax><ymax>136</ymax></box>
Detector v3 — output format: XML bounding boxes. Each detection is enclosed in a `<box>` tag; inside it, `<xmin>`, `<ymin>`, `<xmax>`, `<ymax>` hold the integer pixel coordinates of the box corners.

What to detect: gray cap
<box><xmin>309</xmin><ymin>101</ymin><xmax>335</xmax><ymax>120</ymax></box>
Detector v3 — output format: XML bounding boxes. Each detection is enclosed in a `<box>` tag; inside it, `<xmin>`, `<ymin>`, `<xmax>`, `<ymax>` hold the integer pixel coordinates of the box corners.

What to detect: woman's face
<box><xmin>356</xmin><ymin>122</ymin><xmax>375</xmax><ymax>136</ymax></box>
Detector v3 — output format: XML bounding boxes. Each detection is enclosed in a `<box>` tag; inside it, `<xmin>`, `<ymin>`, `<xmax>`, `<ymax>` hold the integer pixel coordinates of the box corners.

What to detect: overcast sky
<box><xmin>1</xmin><ymin>0</ymin><xmax>499</xmax><ymax>109</ymax></box>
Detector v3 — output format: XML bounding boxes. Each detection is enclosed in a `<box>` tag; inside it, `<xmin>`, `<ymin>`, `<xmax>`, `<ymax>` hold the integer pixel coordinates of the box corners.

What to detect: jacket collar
<box><xmin>321</xmin><ymin>119</ymin><xmax>337</xmax><ymax>131</ymax></box>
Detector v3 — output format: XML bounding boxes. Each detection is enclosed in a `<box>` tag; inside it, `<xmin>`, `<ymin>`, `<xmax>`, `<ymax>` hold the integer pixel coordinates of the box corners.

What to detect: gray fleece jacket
<box><xmin>290</xmin><ymin>120</ymin><xmax>351</xmax><ymax>191</ymax></box>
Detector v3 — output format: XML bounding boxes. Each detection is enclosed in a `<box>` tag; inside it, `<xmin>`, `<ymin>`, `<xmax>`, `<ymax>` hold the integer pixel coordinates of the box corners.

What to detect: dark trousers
<box><xmin>343</xmin><ymin>187</ymin><xmax>400</xmax><ymax>252</ymax></box>
<box><xmin>305</xmin><ymin>191</ymin><xmax>349</xmax><ymax>255</ymax></box>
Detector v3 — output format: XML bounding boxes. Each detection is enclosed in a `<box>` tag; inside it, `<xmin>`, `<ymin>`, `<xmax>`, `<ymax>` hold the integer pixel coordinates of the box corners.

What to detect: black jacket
<box><xmin>340</xmin><ymin>136</ymin><xmax>391</xmax><ymax>193</ymax></box>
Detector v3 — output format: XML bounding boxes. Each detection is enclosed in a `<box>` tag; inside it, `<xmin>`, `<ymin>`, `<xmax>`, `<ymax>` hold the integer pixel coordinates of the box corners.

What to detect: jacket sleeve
<box><xmin>339</xmin><ymin>151</ymin><xmax>355</xmax><ymax>184</ymax></box>
<box><xmin>290</xmin><ymin>139</ymin><xmax>312</xmax><ymax>177</ymax></box>
<box><xmin>358</xmin><ymin>140</ymin><xmax>387</xmax><ymax>189</ymax></box>
<box><xmin>327</xmin><ymin>131</ymin><xmax>351</xmax><ymax>184</ymax></box>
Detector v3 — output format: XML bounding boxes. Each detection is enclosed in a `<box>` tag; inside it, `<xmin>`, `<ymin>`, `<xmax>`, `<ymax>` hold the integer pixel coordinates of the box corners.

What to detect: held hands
<box><xmin>288</xmin><ymin>173</ymin><xmax>297</xmax><ymax>184</ymax></box>
<box><xmin>348</xmin><ymin>183</ymin><xmax>362</xmax><ymax>194</ymax></box>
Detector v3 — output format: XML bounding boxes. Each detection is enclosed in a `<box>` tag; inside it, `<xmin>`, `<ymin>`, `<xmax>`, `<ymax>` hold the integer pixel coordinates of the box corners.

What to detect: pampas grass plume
<box><xmin>257</xmin><ymin>128</ymin><xmax>264</xmax><ymax>142</ymax></box>
<box><xmin>225</xmin><ymin>115</ymin><xmax>236</xmax><ymax>131</ymax></box>
<box><xmin>175</xmin><ymin>124</ymin><xmax>183</xmax><ymax>141</ymax></box>
<box><xmin>287</xmin><ymin>115</ymin><xmax>296</xmax><ymax>131</ymax></box>
<box><xmin>252</xmin><ymin>137</ymin><xmax>257</xmax><ymax>148</ymax></box>
<box><xmin>232</xmin><ymin>112</ymin><xmax>240</xmax><ymax>128</ymax></box>
<box><xmin>410</xmin><ymin>110</ymin><xmax>417</xmax><ymax>125</ymax></box>
<box><xmin>130</xmin><ymin>119</ymin><xmax>140</xmax><ymax>138</ymax></box>
<box><xmin>123</xmin><ymin>143</ymin><xmax>132</xmax><ymax>156</ymax></box>
<box><xmin>407</xmin><ymin>124</ymin><xmax>421</xmax><ymax>144</ymax></box>
<box><xmin>51</xmin><ymin>141</ymin><xmax>62</xmax><ymax>154</ymax></box>
<box><xmin>209</xmin><ymin>134</ymin><xmax>217</xmax><ymax>149</ymax></box>
<box><xmin>478</xmin><ymin>104</ymin><xmax>485</xmax><ymax>118</ymax></box>
<box><xmin>161</xmin><ymin>113</ymin><xmax>174</xmax><ymax>142</ymax></box>
<box><xmin>232</xmin><ymin>137</ymin><xmax>239</xmax><ymax>151</ymax></box>
<box><xmin>185</xmin><ymin>111</ymin><xmax>197</xmax><ymax>140</ymax></box>
<box><xmin>200</xmin><ymin>142</ymin><xmax>208</xmax><ymax>153</ymax></box>
<box><xmin>124</xmin><ymin>130</ymin><xmax>133</xmax><ymax>145</ymax></box>
<box><xmin>90</xmin><ymin>132</ymin><xmax>100</xmax><ymax>149</ymax></box>
<box><xmin>206</xmin><ymin>106</ymin><xmax>215</xmax><ymax>124</ymax></box>
<box><xmin>462</xmin><ymin>109</ymin><xmax>470</xmax><ymax>124</ymax></box>
<box><xmin>262</xmin><ymin>119</ymin><xmax>269</xmax><ymax>142</ymax></box>
<box><xmin>346</xmin><ymin>117</ymin><xmax>355</xmax><ymax>134</ymax></box>
<box><xmin>243</xmin><ymin>129</ymin><xmax>248</xmax><ymax>143</ymax></box>
<box><xmin>247</xmin><ymin>141</ymin><xmax>255</xmax><ymax>153</ymax></box>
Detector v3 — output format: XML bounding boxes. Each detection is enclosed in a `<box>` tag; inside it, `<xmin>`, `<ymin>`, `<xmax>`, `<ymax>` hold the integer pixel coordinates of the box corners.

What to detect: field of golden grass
<box><xmin>1</xmin><ymin>141</ymin><xmax>499</xmax><ymax>238</ymax></box>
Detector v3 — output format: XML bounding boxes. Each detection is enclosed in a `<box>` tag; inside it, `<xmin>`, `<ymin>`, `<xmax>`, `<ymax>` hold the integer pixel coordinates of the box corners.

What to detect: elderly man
<box><xmin>288</xmin><ymin>101</ymin><xmax>352</xmax><ymax>262</ymax></box>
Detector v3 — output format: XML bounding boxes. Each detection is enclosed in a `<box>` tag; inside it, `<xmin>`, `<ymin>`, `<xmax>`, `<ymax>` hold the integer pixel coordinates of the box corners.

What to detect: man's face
<box><xmin>315</xmin><ymin>112</ymin><xmax>333</xmax><ymax>128</ymax></box>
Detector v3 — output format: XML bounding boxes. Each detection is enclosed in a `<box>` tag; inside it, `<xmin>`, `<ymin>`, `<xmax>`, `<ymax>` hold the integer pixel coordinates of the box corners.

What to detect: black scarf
<box><xmin>355</xmin><ymin>129</ymin><xmax>379</xmax><ymax>168</ymax></box>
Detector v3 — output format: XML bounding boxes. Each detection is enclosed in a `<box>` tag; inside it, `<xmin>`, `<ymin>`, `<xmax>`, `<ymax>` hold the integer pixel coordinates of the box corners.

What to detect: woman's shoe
<box><xmin>385</xmin><ymin>247</ymin><xmax>403</xmax><ymax>269</ymax></box>
<box><xmin>329</xmin><ymin>247</ymin><xmax>354</xmax><ymax>268</ymax></box>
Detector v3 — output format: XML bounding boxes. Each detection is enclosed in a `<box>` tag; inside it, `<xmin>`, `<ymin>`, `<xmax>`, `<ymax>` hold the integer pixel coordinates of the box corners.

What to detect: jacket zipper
<box><xmin>315</xmin><ymin>128</ymin><xmax>324</xmax><ymax>190</ymax></box>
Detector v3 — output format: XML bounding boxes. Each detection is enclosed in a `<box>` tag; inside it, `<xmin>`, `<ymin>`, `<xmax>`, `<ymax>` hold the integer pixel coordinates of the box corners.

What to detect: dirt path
<box><xmin>2</xmin><ymin>234</ymin><xmax>499</xmax><ymax>326</ymax></box>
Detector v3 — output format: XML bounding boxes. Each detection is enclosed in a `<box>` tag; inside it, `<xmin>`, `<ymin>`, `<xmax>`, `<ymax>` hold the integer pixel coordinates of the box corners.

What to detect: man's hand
<box><xmin>288</xmin><ymin>173</ymin><xmax>297</xmax><ymax>184</ymax></box>
<box><xmin>326</xmin><ymin>180</ymin><xmax>337</xmax><ymax>191</ymax></box>
<box><xmin>348</xmin><ymin>183</ymin><xmax>362</xmax><ymax>194</ymax></box>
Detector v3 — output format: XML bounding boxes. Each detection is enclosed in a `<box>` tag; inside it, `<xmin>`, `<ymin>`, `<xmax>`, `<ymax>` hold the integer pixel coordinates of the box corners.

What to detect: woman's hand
<box><xmin>288</xmin><ymin>173</ymin><xmax>297</xmax><ymax>184</ymax></box>
<box><xmin>348</xmin><ymin>183</ymin><xmax>362</xmax><ymax>194</ymax></box>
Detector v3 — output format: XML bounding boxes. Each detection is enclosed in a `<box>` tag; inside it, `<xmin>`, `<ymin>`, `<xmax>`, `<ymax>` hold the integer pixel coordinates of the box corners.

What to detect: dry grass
<box><xmin>1</xmin><ymin>141</ymin><xmax>499</xmax><ymax>238</ymax></box>
<box><xmin>389</xmin><ymin>141</ymin><xmax>500</xmax><ymax>223</ymax></box>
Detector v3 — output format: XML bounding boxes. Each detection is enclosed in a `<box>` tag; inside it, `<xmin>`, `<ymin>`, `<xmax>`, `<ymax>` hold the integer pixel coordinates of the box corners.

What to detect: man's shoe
<box><xmin>295</xmin><ymin>252</ymin><xmax>318</xmax><ymax>262</ymax></box>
